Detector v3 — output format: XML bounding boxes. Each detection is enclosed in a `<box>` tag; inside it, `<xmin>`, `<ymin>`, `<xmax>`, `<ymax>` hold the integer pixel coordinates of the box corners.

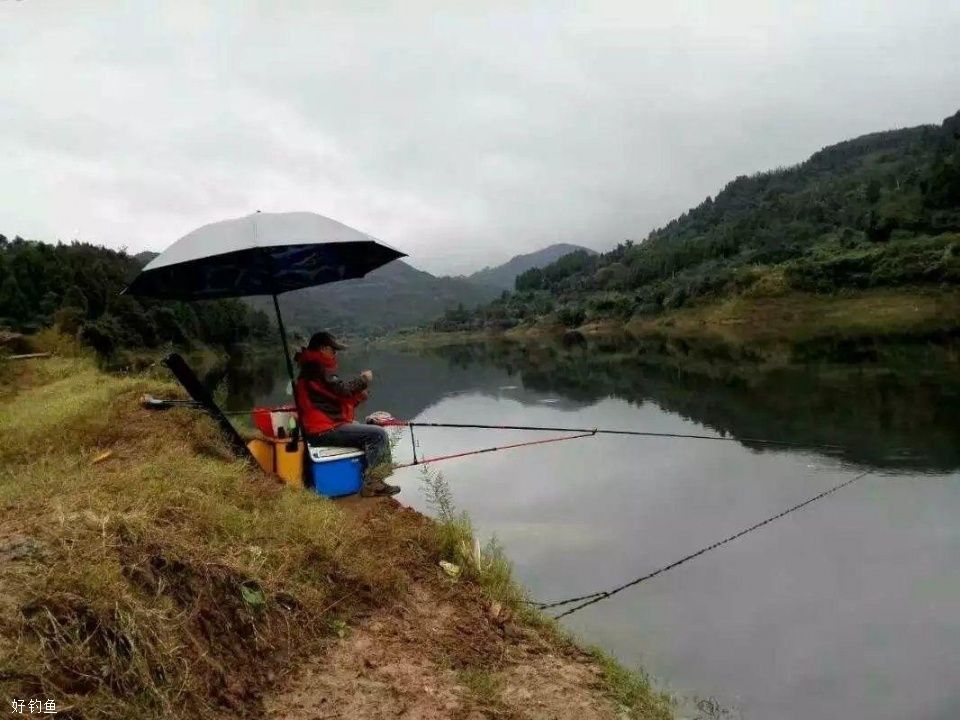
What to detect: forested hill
<box><xmin>0</xmin><ymin>236</ymin><xmax>274</xmax><ymax>359</ymax></box>
<box><xmin>437</xmin><ymin>109</ymin><xmax>960</xmax><ymax>331</ymax></box>
<box><xmin>464</xmin><ymin>243</ymin><xmax>595</xmax><ymax>290</ymax></box>
<box><xmin>255</xmin><ymin>260</ymin><xmax>502</xmax><ymax>336</ymax></box>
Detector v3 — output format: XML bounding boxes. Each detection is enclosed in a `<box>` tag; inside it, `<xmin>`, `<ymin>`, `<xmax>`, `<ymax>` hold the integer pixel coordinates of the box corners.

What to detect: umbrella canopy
<box><xmin>124</xmin><ymin>211</ymin><xmax>406</xmax><ymax>437</ymax></box>
<box><xmin>125</xmin><ymin>211</ymin><xmax>405</xmax><ymax>300</ymax></box>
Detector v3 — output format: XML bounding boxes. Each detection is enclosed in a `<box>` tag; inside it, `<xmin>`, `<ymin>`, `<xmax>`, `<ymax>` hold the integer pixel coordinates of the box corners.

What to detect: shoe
<box><xmin>361</xmin><ymin>479</ymin><xmax>401</xmax><ymax>497</ymax></box>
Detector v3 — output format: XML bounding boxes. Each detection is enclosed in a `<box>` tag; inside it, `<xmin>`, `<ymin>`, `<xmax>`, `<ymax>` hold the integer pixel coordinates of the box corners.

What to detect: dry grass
<box><xmin>29</xmin><ymin>328</ymin><xmax>86</xmax><ymax>358</ymax></box>
<box><xmin>0</xmin><ymin>356</ymin><xmax>405</xmax><ymax>718</ymax></box>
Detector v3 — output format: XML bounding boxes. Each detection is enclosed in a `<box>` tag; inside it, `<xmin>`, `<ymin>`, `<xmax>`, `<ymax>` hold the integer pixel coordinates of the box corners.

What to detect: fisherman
<box><xmin>294</xmin><ymin>331</ymin><xmax>400</xmax><ymax>497</ymax></box>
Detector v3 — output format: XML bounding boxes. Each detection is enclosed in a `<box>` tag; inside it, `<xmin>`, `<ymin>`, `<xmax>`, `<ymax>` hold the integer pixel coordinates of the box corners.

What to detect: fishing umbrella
<box><xmin>124</xmin><ymin>211</ymin><xmax>405</xmax><ymax>416</ymax></box>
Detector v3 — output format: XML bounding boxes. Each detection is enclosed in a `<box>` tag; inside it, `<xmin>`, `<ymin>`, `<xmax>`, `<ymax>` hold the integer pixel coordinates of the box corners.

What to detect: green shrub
<box><xmin>786</xmin><ymin>235</ymin><xmax>960</xmax><ymax>291</ymax></box>
<box><xmin>557</xmin><ymin>303</ymin><xmax>586</xmax><ymax>327</ymax></box>
<box><xmin>53</xmin><ymin>306</ymin><xmax>86</xmax><ymax>335</ymax></box>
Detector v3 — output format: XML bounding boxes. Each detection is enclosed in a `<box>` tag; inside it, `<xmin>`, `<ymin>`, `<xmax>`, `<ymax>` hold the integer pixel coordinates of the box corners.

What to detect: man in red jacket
<box><xmin>294</xmin><ymin>331</ymin><xmax>399</xmax><ymax>497</ymax></box>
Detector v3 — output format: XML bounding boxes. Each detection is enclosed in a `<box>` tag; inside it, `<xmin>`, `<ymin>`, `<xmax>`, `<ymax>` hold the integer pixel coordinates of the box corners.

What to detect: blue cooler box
<box><xmin>307</xmin><ymin>445</ymin><xmax>365</xmax><ymax>497</ymax></box>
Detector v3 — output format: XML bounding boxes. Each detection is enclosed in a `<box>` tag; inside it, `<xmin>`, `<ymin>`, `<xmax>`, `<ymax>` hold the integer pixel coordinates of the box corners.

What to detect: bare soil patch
<box><xmin>265</xmin><ymin>501</ymin><xmax>628</xmax><ymax>720</ymax></box>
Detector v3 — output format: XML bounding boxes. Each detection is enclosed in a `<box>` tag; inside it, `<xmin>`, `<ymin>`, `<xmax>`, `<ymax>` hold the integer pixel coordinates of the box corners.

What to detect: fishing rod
<box><xmin>531</xmin><ymin>469</ymin><xmax>872</xmax><ymax>619</ymax></box>
<box><xmin>379</xmin><ymin>419</ymin><xmax>846</xmax><ymax>452</ymax></box>
<box><xmin>392</xmin><ymin>430</ymin><xmax>597</xmax><ymax>469</ymax></box>
<box><xmin>140</xmin><ymin>395</ymin><xmax>253</xmax><ymax>416</ymax></box>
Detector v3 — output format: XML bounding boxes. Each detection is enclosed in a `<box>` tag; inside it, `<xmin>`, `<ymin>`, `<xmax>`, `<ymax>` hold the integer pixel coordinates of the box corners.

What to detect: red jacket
<box><xmin>294</xmin><ymin>349</ymin><xmax>368</xmax><ymax>434</ymax></box>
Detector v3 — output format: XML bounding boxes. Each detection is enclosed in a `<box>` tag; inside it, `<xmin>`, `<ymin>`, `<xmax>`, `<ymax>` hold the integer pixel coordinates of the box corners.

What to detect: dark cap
<box><xmin>307</xmin><ymin>331</ymin><xmax>347</xmax><ymax>351</ymax></box>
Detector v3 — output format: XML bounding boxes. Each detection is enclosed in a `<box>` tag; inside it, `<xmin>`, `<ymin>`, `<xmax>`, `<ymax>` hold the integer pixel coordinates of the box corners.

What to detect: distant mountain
<box><xmin>249</xmin><ymin>244</ymin><xmax>600</xmax><ymax>335</ymax></box>
<box><xmin>465</xmin><ymin>243</ymin><xmax>596</xmax><ymax>290</ymax></box>
<box><xmin>438</xmin><ymin>108</ymin><xmax>960</xmax><ymax>332</ymax></box>
<box><xmin>255</xmin><ymin>260</ymin><xmax>502</xmax><ymax>335</ymax></box>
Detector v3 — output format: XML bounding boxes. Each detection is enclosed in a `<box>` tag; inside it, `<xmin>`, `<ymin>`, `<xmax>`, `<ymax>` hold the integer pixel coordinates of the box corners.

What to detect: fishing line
<box><xmin>529</xmin><ymin>470</ymin><xmax>871</xmax><ymax>619</ymax></box>
<box><xmin>384</xmin><ymin>420</ymin><xmax>846</xmax><ymax>452</ymax></box>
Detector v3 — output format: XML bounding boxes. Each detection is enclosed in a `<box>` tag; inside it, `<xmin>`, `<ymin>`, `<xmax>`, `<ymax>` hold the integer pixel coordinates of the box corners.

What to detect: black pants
<box><xmin>310</xmin><ymin>423</ymin><xmax>392</xmax><ymax>472</ymax></box>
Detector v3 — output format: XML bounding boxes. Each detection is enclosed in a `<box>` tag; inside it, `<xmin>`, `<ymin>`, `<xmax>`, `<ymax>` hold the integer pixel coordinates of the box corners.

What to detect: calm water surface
<box><xmin>223</xmin><ymin>336</ymin><xmax>960</xmax><ymax>720</ymax></box>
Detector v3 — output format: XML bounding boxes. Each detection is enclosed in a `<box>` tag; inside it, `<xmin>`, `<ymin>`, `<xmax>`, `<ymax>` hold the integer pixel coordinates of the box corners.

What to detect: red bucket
<box><xmin>252</xmin><ymin>406</ymin><xmax>297</xmax><ymax>438</ymax></box>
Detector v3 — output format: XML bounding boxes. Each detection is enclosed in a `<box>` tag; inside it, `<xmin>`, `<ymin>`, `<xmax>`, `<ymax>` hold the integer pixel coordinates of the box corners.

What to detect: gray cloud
<box><xmin>2</xmin><ymin>1</ymin><xmax>958</xmax><ymax>274</ymax></box>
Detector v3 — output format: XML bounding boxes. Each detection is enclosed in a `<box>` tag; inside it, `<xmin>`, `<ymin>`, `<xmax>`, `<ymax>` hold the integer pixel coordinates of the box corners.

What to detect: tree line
<box><xmin>0</xmin><ymin>236</ymin><xmax>274</xmax><ymax>357</ymax></box>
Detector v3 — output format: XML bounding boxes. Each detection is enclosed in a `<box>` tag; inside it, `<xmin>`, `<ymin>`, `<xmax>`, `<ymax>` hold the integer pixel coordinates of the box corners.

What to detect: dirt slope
<box><xmin>265</xmin><ymin>502</ymin><xmax>633</xmax><ymax>720</ymax></box>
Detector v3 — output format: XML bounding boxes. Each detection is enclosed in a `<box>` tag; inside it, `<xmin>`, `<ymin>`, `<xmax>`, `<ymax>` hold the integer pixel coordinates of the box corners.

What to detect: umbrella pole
<box><xmin>272</xmin><ymin>293</ymin><xmax>296</xmax><ymax>388</ymax></box>
<box><xmin>272</xmin><ymin>293</ymin><xmax>302</xmax><ymax>444</ymax></box>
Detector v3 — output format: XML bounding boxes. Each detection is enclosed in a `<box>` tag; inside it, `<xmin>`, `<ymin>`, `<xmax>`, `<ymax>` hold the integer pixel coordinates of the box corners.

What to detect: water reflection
<box><xmin>205</xmin><ymin>346</ymin><xmax>282</xmax><ymax>413</ymax></box>
<box><xmin>415</xmin><ymin>335</ymin><xmax>960</xmax><ymax>472</ymax></box>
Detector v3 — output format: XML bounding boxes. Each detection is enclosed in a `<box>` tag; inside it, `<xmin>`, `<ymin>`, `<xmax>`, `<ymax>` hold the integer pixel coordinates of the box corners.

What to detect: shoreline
<box><xmin>382</xmin><ymin>287</ymin><xmax>960</xmax><ymax>349</ymax></box>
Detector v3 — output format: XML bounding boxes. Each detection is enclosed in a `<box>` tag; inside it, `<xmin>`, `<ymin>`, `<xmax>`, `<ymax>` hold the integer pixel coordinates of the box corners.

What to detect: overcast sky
<box><xmin>2</xmin><ymin>1</ymin><xmax>958</xmax><ymax>275</ymax></box>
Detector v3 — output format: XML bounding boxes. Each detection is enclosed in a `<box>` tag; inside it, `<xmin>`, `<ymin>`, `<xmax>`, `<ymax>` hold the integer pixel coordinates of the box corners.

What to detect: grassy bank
<box><xmin>0</xmin><ymin>352</ymin><xmax>672</xmax><ymax>719</ymax></box>
<box><xmin>390</xmin><ymin>287</ymin><xmax>960</xmax><ymax>350</ymax></box>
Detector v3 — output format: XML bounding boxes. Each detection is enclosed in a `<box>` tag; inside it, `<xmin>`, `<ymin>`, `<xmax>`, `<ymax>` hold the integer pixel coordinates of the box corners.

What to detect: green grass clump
<box><xmin>419</xmin><ymin>467</ymin><xmax>525</xmax><ymax>609</ymax></box>
<box><xmin>29</xmin><ymin>327</ymin><xmax>86</xmax><ymax>358</ymax></box>
<box><xmin>458</xmin><ymin>668</ymin><xmax>507</xmax><ymax>710</ymax></box>
<box><xmin>0</xmin><ymin>359</ymin><xmax>144</xmax><ymax>463</ymax></box>
<box><xmin>588</xmin><ymin>648</ymin><xmax>674</xmax><ymax>720</ymax></box>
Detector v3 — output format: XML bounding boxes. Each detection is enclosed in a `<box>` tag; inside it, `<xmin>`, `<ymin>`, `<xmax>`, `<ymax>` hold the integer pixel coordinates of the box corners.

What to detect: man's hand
<box><xmin>360</xmin><ymin>370</ymin><xmax>374</xmax><ymax>383</ymax></box>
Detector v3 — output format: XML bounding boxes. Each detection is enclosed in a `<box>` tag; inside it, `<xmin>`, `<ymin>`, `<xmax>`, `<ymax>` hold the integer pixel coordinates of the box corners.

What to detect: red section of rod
<box><xmin>392</xmin><ymin>431</ymin><xmax>596</xmax><ymax>469</ymax></box>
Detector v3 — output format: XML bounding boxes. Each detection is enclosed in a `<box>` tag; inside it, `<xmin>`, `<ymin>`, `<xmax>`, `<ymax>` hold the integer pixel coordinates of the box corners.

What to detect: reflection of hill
<box><xmin>424</xmin><ymin>337</ymin><xmax>960</xmax><ymax>472</ymax></box>
<box><xmin>219</xmin><ymin>344</ymin><xmax>591</xmax><ymax>422</ymax></box>
<box><xmin>404</xmin><ymin>343</ymin><xmax>591</xmax><ymax>412</ymax></box>
<box><xmin>203</xmin><ymin>349</ymin><xmax>282</xmax><ymax>412</ymax></box>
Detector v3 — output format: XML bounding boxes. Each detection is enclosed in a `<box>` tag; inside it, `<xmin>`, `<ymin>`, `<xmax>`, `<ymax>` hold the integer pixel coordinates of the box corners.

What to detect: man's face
<box><xmin>320</xmin><ymin>345</ymin><xmax>336</xmax><ymax>359</ymax></box>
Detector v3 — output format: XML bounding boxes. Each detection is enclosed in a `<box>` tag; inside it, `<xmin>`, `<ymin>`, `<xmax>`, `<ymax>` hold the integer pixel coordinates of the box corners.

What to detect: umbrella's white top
<box><xmin>144</xmin><ymin>211</ymin><xmax>395</xmax><ymax>270</ymax></box>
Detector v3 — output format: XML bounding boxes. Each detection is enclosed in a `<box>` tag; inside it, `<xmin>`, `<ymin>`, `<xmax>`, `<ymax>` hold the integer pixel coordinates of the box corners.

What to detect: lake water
<box><xmin>221</xmin><ymin>335</ymin><xmax>960</xmax><ymax>720</ymax></box>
